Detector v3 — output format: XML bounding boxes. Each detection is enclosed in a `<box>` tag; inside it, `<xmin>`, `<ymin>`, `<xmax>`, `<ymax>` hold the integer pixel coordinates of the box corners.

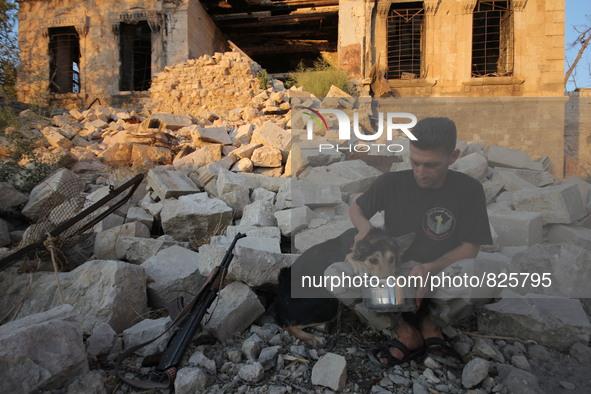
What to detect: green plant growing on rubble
<box><xmin>256</xmin><ymin>69</ymin><xmax>270</xmax><ymax>90</ymax></box>
<box><xmin>0</xmin><ymin>106</ymin><xmax>61</xmax><ymax>193</ymax></box>
<box><xmin>289</xmin><ymin>58</ymin><xmax>355</xmax><ymax>98</ymax></box>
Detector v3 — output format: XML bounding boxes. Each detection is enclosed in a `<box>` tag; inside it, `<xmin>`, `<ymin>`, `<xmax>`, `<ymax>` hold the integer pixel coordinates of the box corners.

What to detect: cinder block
<box><xmin>489</xmin><ymin>211</ymin><xmax>543</xmax><ymax>246</ymax></box>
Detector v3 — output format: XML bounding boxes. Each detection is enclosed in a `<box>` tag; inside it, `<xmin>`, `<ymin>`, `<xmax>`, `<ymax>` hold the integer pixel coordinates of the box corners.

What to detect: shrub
<box><xmin>289</xmin><ymin>59</ymin><xmax>355</xmax><ymax>97</ymax></box>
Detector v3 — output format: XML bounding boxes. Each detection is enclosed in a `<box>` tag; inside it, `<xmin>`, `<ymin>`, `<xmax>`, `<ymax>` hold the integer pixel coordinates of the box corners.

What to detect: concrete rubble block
<box><xmin>251</xmin><ymin>121</ymin><xmax>292</xmax><ymax>152</ymax></box>
<box><xmin>232</xmin><ymin>142</ymin><xmax>262</xmax><ymax>159</ymax></box>
<box><xmin>284</xmin><ymin>141</ymin><xmax>344</xmax><ymax>176</ymax></box>
<box><xmin>275</xmin><ymin>206</ymin><xmax>314</xmax><ymax>236</ymax></box>
<box><xmin>494</xmin><ymin>168</ymin><xmax>556</xmax><ymax>187</ymax></box>
<box><xmin>203</xmin><ymin>281</ymin><xmax>265</xmax><ymax>341</ymax></box>
<box><xmin>253</xmin><ymin>166</ymin><xmax>283</xmax><ymax>177</ymax></box>
<box><xmin>173</xmin><ymin>147</ymin><xmax>220</xmax><ymax>172</ymax></box>
<box><xmin>512</xmin><ymin>183</ymin><xmax>586</xmax><ymax>224</ymax></box>
<box><xmin>141</xmin><ymin>245</ymin><xmax>203</xmax><ymax>307</ymax></box>
<box><xmin>150</xmin><ymin>113</ymin><xmax>192</xmax><ymax>130</ymax></box>
<box><xmin>478</xmin><ymin>292</ymin><xmax>591</xmax><ymax>352</ymax></box>
<box><xmin>41</xmin><ymin>126</ymin><xmax>72</xmax><ymax>149</ymax></box>
<box><xmin>240</xmin><ymin>173</ymin><xmax>289</xmax><ymax>193</ymax></box>
<box><xmin>160</xmin><ymin>193</ymin><xmax>233</xmax><ymax>242</ymax></box>
<box><xmin>94</xmin><ymin>213</ymin><xmax>125</xmax><ymax>233</ymax></box>
<box><xmin>226</xmin><ymin>225</ymin><xmax>281</xmax><ymax>240</ymax></box>
<box><xmin>481</xmin><ymin>178</ymin><xmax>505</xmax><ymax>204</ymax></box>
<box><xmin>311</xmin><ymin>352</ymin><xmax>347</xmax><ymax>391</ymax></box>
<box><xmin>547</xmin><ymin>224</ymin><xmax>591</xmax><ymax>250</ymax></box>
<box><xmin>0</xmin><ymin>181</ymin><xmax>28</xmax><ymax>209</ymax></box>
<box><xmin>488</xmin><ymin>210</ymin><xmax>543</xmax><ymax>247</ymax></box>
<box><xmin>122</xmin><ymin>317</ymin><xmax>172</xmax><ymax>357</ymax></box>
<box><xmin>494</xmin><ymin>364</ymin><xmax>542</xmax><ymax>394</ymax></box>
<box><xmin>192</xmin><ymin>126</ymin><xmax>232</xmax><ymax>145</ymax></box>
<box><xmin>0</xmin><ymin>304</ymin><xmax>88</xmax><ymax>393</ymax></box>
<box><xmin>131</xmin><ymin>144</ymin><xmax>173</xmax><ymax>166</ymax></box>
<box><xmin>276</xmin><ymin>180</ymin><xmax>342</xmax><ymax>210</ymax></box>
<box><xmin>294</xmin><ymin>219</ymin><xmax>354</xmax><ymax>252</ymax></box>
<box><xmin>98</xmin><ymin>142</ymin><xmax>133</xmax><ymax>164</ymax></box>
<box><xmin>86</xmin><ymin>322</ymin><xmax>117</xmax><ymax>357</ymax></box>
<box><xmin>198</xmin><ymin>244</ymin><xmax>297</xmax><ymax>287</ymax></box>
<box><xmin>174</xmin><ymin>367</ymin><xmax>212</xmax><ymax>393</ymax></box>
<box><xmin>219</xmin><ymin>188</ymin><xmax>251</xmax><ymax>218</ymax></box>
<box><xmin>22</xmin><ymin>168</ymin><xmax>85</xmax><ymax>221</ymax></box>
<box><xmin>486</xmin><ymin>145</ymin><xmax>544</xmax><ymax>171</ymax></box>
<box><xmin>251</xmin><ymin>187</ymin><xmax>275</xmax><ymax>203</ymax></box>
<box><xmin>231</xmin><ymin>157</ymin><xmax>254</xmax><ymax>173</ymax></box>
<box><xmin>188</xmin><ymin>350</ymin><xmax>217</xmax><ymax>374</ymax></box>
<box><xmin>231</xmin><ymin>123</ymin><xmax>254</xmax><ymax>145</ymax></box>
<box><xmin>116</xmin><ymin>236</ymin><xmax>183</xmax><ymax>264</ymax></box>
<box><xmin>212</xmin><ymin>232</ymin><xmax>281</xmax><ymax>253</ymax></box>
<box><xmin>242</xmin><ymin>333</ymin><xmax>264</xmax><ymax>360</ymax></box>
<box><xmin>147</xmin><ymin>168</ymin><xmax>200</xmax><ymax>200</ymax></box>
<box><xmin>217</xmin><ymin>168</ymin><xmax>252</xmax><ymax>195</ymax></box>
<box><xmin>492</xmin><ymin>170</ymin><xmax>537</xmax><ymax>191</ymax></box>
<box><xmin>251</xmin><ymin>146</ymin><xmax>283</xmax><ymax>167</ymax></box>
<box><xmin>301</xmin><ymin>160</ymin><xmax>383</xmax><ymax>194</ymax></box>
<box><xmin>563</xmin><ymin>175</ymin><xmax>591</xmax><ymax>205</ymax></box>
<box><xmin>451</xmin><ymin>152</ymin><xmax>489</xmax><ymax>181</ymax></box>
<box><xmin>125</xmin><ymin>206</ymin><xmax>154</xmax><ymax>230</ymax></box>
<box><xmin>240</xmin><ymin>200</ymin><xmax>277</xmax><ymax>227</ymax></box>
<box><xmin>94</xmin><ymin>221</ymin><xmax>151</xmax><ymax>259</ymax></box>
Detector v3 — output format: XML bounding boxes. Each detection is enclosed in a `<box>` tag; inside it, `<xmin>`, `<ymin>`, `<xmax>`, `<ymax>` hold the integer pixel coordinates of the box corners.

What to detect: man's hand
<box><xmin>353</xmin><ymin>223</ymin><xmax>373</xmax><ymax>246</ymax></box>
<box><xmin>349</xmin><ymin>201</ymin><xmax>373</xmax><ymax>248</ymax></box>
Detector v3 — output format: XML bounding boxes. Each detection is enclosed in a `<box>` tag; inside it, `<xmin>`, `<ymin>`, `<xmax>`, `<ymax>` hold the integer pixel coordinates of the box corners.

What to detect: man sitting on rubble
<box><xmin>326</xmin><ymin>117</ymin><xmax>493</xmax><ymax>368</ymax></box>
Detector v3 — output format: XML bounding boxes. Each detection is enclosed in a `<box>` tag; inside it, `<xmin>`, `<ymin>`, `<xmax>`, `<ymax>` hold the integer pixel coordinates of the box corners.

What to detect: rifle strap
<box><xmin>115</xmin><ymin>268</ymin><xmax>221</xmax><ymax>389</ymax></box>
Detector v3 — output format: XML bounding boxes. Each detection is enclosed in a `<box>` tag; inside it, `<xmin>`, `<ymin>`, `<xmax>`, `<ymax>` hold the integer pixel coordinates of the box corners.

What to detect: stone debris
<box><xmin>0</xmin><ymin>49</ymin><xmax>590</xmax><ymax>393</ymax></box>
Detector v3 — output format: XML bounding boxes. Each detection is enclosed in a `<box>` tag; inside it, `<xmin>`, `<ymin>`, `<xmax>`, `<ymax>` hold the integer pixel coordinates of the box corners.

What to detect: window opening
<box><xmin>472</xmin><ymin>0</ymin><xmax>513</xmax><ymax>77</ymax></box>
<box><xmin>387</xmin><ymin>2</ymin><xmax>425</xmax><ymax>80</ymax></box>
<box><xmin>119</xmin><ymin>21</ymin><xmax>152</xmax><ymax>91</ymax></box>
<box><xmin>48</xmin><ymin>26</ymin><xmax>80</xmax><ymax>94</ymax></box>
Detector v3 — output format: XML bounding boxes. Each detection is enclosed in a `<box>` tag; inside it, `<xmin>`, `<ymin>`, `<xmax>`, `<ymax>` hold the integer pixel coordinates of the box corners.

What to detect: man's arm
<box><xmin>349</xmin><ymin>200</ymin><xmax>373</xmax><ymax>244</ymax></box>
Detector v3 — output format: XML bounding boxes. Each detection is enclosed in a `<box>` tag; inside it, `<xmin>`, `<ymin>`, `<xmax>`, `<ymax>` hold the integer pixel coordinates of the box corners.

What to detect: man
<box><xmin>335</xmin><ymin>117</ymin><xmax>492</xmax><ymax>367</ymax></box>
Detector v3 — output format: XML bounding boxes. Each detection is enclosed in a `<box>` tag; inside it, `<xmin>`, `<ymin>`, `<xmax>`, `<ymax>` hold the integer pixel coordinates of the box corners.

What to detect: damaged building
<box><xmin>17</xmin><ymin>0</ymin><xmax>570</xmax><ymax>175</ymax></box>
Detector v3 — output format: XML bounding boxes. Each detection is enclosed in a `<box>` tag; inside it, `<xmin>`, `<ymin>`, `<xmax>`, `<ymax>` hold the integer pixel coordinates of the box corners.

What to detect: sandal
<box><xmin>368</xmin><ymin>339</ymin><xmax>426</xmax><ymax>368</ymax></box>
<box><xmin>424</xmin><ymin>337</ymin><xmax>463</xmax><ymax>369</ymax></box>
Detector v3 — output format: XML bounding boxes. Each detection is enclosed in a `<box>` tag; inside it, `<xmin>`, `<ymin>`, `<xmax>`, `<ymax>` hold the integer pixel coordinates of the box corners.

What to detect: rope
<box><xmin>459</xmin><ymin>330</ymin><xmax>538</xmax><ymax>345</ymax></box>
<box><xmin>43</xmin><ymin>233</ymin><xmax>67</xmax><ymax>304</ymax></box>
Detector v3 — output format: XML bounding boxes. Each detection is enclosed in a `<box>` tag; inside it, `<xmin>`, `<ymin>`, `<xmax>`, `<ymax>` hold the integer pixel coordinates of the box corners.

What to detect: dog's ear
<box><xmin>395</xmin><ymin>232</ymin><xmax>415</xmax><ymax>255</ymax></box>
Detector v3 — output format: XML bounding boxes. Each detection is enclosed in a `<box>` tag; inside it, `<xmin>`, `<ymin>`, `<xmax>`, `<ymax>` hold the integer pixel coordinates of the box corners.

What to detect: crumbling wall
<box><xmin>565</xmin><ymin>89</ymin><xmax>591</xmax><ymax>178</ymax></box>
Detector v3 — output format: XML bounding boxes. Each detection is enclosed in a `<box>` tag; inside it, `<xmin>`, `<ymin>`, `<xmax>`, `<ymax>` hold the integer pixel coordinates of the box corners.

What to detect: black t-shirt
<box><xmin>356</xmin><ymin>170</ymin><xmax>492</xmax><ymax>263</ymax></box>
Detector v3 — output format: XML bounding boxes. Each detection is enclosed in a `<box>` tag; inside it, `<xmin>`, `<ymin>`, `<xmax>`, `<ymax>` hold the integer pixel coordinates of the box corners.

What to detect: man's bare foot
<box><xmin>379</xmin><ymin>321</ymin><xmax>424</xmax><ymax>364</ymax></box>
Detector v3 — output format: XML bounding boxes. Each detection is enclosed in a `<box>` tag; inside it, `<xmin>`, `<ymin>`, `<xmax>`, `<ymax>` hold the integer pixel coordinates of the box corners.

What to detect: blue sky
<box><xmin>565</xmin><ymin>0</ymin><xmax>591</xmax><ymax>90</ymax></box>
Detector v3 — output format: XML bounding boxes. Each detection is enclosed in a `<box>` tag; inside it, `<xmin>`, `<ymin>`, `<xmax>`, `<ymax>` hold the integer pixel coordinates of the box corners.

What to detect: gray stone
<box><xmin>226</xmin><ymin>225</ymin><xmax>281</xmax><ymax>240</ymax></box>
<box><xmin>311</xmin><ymin>353</ymin><xmax>347</xmax><ymax>391</ymax></box>
<box><xmin>242</xmin><ymin>333</ymin><xmax>264</xmax><ymax>360</ymax></box>
<box><xmin>412</xmin><ymin>381</ymin><xmax>430</xmax><ymax>394</ymax></box>
<box><xmin>217</xmin><ymin>168</ymin><xmax>251</xmax><ymax>195</ymax></box>
<box><xmin>219</xmin><ymin>188</ymin><xmax>251</xmax><ymax>218</ymax></box>
<box><xmin>126</xmin><ymin>207</ymin><xmax>154</xmax><ymax>230</ymax></box>
<box><xmin>141</xmin><ymin>246</ymin><xmax>203</xmax><ymax>307</ymax></box>
<box><xmin>251</xmin><ymin>146</ymin><xmax>283</xmax><ymax>167</ymax></box>
<box><xmin>479</xmin><ymin>292</ymin><xmax>591</xmax><ymax>351</ymax></box>
<box><xmin>86</xmin><ymin>322</ymin><xmax>116</xmax><ymax>357</ymax></box>
<box><xmin>275</xmin><ymin>206</ymin><xmax>314</xmax><ymax>236</ymax></box>
<box><xmin>160</xmin><ymin>193</ymin><xmax>233</xmax><ymax>242</ymax></box>
<box><xmin>495</xmin><ymin>168</ymin><xmax>556</xmax><ymax>187</ymax></box>
<box><xmin>526</xmin><ymin>344</ymin><xmax>551</xmax><ymax>363</ymax></box>
<box><xmin>0</xmin><ymin>218</ymin><xmax>10</xmax><ymax>247</ymax></box>
<box><xmin>276</xmin><ymin>179</ymin><xmax>342</xmax><ymax>209</ymax></box>
<box><xmin>559</xmin><ymin>381</ymin><xmax>576</xmax><ymax>390</ymax></box>
<box><xmin>492</xmin><ymin>170</ymin><xmax>537</xmax><ymax>191</ymax></box>
<box><xmin>22</xmin><ymin>168</ymin><xmax>84</xmax><ymax>221</ymax></box>
<box><xmin>188</xmin><ymin>350</ymin><xmax>217</xmax><ymax>374</ymax></box>
<box><xmin>388</xmin><ymin>374</ymin><xmax>412</xmax><ymax>388</ymax></box>
<box><xmin>422</xmin><ymin>368</ymin><xmax>440</xmax><ymax>384</ymax></box>
<box><xmin>173</xmin><ymin>147</ymin><xmax>220</xmax><ymax>172</ymax></box>
<box><xmin>452</xmin><ymin>152</ymin><xmax>489</xmax><ymax>181</ymax></box>
<box><xmin>301</xmin><ymin>160</ymin><xmax>382</xmax><ymax>194</ymax></box>
<box><xmin>488</xmin><ymin>210</ymin><xmax>543</xmax><ymax>246</ymax></box>
<box><xmin>486</xmin><ymin>145</ymin><xmax>544</xmax><ymax>171</ymax></box>
<box><xmin>258</xmin><ymin>345</ymin><xmax>281</xmax><ymax>370</ymax></box>
<box><xmin>512</xmin><ymin>184</ymin><xmax>586</xmax><ymax>224</ymax></box>
<box><xmin>547</xmin><ymin>224</ymin><xmax>591</xmax><ymax>250</ymax></box>
<box><xmin>150</xmin><ymin>113</ymin><xmax>192</xmax><ymax>130</ymax></box>
<box><xmin>65</xmin><ymin>370</ymin><xmax>107</xmax><ymax>394</ymax></box>
<box><xmin>251</xmin><ymin>187</ymin><xmax>276</xmax><ymax>203</ymax></box>
<box><xmin>41</xmin><ymin>126</ymin><xmax>72</xmax><ymax>149</ymax></box>
<box><xmin>231</xmin><ymin>157</ymin><xmax>254</xmax><ymax>173</ymax></box>
<box><xmin>569</xmin><ymin>342</ymin><xmax>591</xmax><ymax>364</ymax></box>
<box><xmin>240</xmin><ymin>200</ymin><xmax>277</xmax><ymax>227</ymax></box>
<box><xmin>115</xmin><ymin>236</ymin><xmax>177</xmax><ymax>264</ymax></box>
<box><xmin>232</xmin><ymin>142</ymin><xmax>262</xmax><ymax>159</ymax></box>
<box><xmin>193</xmin><ymin>126</ymin><xmax>232</xmax><ymax>144</ymax></box>
<box><xmin>0</xmin><ymin>304</ymin><xmax>88</xmax><ymax>393</ymax></box>
<box><xmin>174</xmin><ymin>367</ymin><xmax>212</xmax><ymax>393</ymax></box>
<box><xmin>285</xmin><ymin>141</ymin><xmax>343</xmax><ymax>176</ymax></box>
<box><xmin>294</xmin><ymin>219</ymin><xmax>353</xmax><ymax>252</ymax></box>
<box><xmin>227</xmin><ymin>349</ymin><xmax>242</xmax><ymax>363</ymax></box>
<box><xmin>462</xmin><ymin>358</ymin><xmax>490</xmax><ymax>389</ymax></box>
<box><xmin>510</xmin><ymin>355</ymin><xmax>530</xmax><ymax>370</ymax></box>
<box><xmin>122</xmin><ymin>317</ymin><xmax>172</xmax><ymax>357</ymax></box>
<box><xmin>472</xmin><ymin>338</ymin><xmax>505</xmax><ymax>363</ymax></box>
<box><xmin>231</xmin><ymin>123</ymin><xmax>254</xmax><ymax>145</ymax></box>
<box><xmin>146</xmin><ymin>169</ymin><xmax>200</xmax><ymax>200</ymax></box>
<box><xmin>212</xmin><ymin>233</ymin><xmax>281</xmax><ymax>253</ymax></box>
<box><xmin>240</xmin><ymin>173</ymin><xmax>289</xmax><ymax>192</ymax></box>
<box><xmin>563</xmin><ymin>175</ymin><xmax>591</xmax><ymax>204</ymax></box>
<box><xmin>198</xmin><ymin>244</ymin><xmax>297</xmax><ymax>286</ymax></box>
<box><xmin>203</xmin><ymin>282</ymin><xmax>265</xmax><ymax>341</ymax></box>
<box><xmin>94</xmin><ymin>221</ymin><xmax>150</xmax><ymax>259</ymax></box>
<box><xmin>251</xmin><ymin>121</ymin><xmax>292</xmax><ymax>151</ymax></box>
<box><xmin>494</xmin><ymin>364</ymin><xmax>541</xmax><ymax>394</ymax></box>
<box><xmin>238</xmin><ymin>362</ymin><xmax>265</xmax><ymax>383</ymax></box>
<box><xmin>0</xmin><ymin>181</ymin><xmax>28</xmax><ymax>209</ymax></box>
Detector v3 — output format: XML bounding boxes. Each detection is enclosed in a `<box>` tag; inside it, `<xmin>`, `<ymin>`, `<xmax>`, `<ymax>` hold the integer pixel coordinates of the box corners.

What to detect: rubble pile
<box><xmin>1</xmin><ymin>50</ymin><xmax>590</xmax><ymax>392</ymax></box>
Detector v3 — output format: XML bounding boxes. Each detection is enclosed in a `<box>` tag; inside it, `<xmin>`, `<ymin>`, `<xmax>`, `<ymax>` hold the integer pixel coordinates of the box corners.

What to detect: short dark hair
<box><xmin>410</xmin><ymin>117</ymin><xmax>457</xmax><ymax>154</ymax></box>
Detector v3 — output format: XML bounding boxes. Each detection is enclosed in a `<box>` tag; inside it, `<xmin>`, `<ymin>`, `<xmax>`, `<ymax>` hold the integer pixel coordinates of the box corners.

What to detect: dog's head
<box><xmin>347</xmin><ymin>228</ymin><xmax>415</xmax><ymax>278</ymax></box>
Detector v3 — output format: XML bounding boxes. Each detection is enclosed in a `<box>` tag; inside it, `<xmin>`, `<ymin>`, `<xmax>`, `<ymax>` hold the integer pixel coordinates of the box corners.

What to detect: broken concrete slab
<box><xmin>250</xmin><ymin>146</ymin><xmax>283</xmax><ymax>167</ymax></box>
<box><xmin>146</xmin><ymin>169</ymin><xmax>200</xmax><ymax>200</ymax></box>
<box><xmin>240</xmin><ymin>200</ymin><xmax>277</xmax><ymax>227</ymax></box>
<box><xmin>492</xmin><ymin>170</ymin><xmax>537</xmax><ymax>191</ymax></box>
<box><xmin>294</xmin><ymin>219</ymin><xmax>354</xmax><ymax>252</ymax></box>
<box><xmin>240</xmin><ymin>173</ymin><xmax>289</xmax><ymax>192</ymax></box>
<box><xmin>275</xmin><ymin>206</ymin><xmax>314</xmax><ymax>237</ymax></box>
<box><xmin>41</xmin><ymin>126</ymin><xmax>72</xmax><ymax>149</ymax></box>
<box><xmin>232</xmin><ymin>142</ymin><xmax>262</xmax><ymax>159</ymax></box>
<box><xmin>301</xmin><ymin>160</ymin><xmax>382</xmax><ymax>194</ymax></box>
<box><xmin>141</xmin><ymin>245</ymin><xmax>203</xmax><ymax>307</ymax></box>
<box><xmin>512</xmin><ymin>184</ymin><xmax>586</xmax><ymax>224</ymax></box>
<box><xmin>173</xmin><ymin>147</ymin><xmax>220</xmax><ymax>173</ymax></box>
<box><xmin>160</xmin><ymin>193</ymin><xmax>233</xmax><ymax>243</ymax></box>
<box><xmin>217</xmin><ymin>168</ymin><xmax>252</xmax><ymax>195</ymax></box>
<box><xmin>219</xmin><ymin>188</ymin><xmax>251</xmax><ymax>218</ymax></box>
<box><xmin>122</xmin><ymin>317</ymin><xmax>172</xmax><ymax>357</ymax></box>
<box><xmin>0</xmin><ymin>304</ymin><xmax>88</xmax><ymax>393</ymax></box>
<box><xmin>284</xmin><ymin>141</ymin><xmax>344</xmax><ymax>176</ymax></box>
<box><xmin>486</xmin><ymin>145</ymin><xmax>544</xmax><ymax>171</ymax></box>
<box><xmin>311</xmin><ymin>353</ymin><xmax>347</xmax><ymax>391</ymax></box>
<box><xmin>203</xmin><ymin>281</ymin><xmax>265</xmax><ymax>342</ymax></box>
<box><xmin>478</xmin><ymin>292</ymin><xmax>591</xmax><ymax>352</ymax></box>
<box><xmin>150</xmin><ymin>113</ymin><xmax>192</xmax><ymax>130</ymax></box>
<box><xmin>488</xmin><ymin>210</ymin><xmax>543</xmax><ymax>246</ymax></box>
<box><xmin>86</xmin><ymin>322</ymin><xmax>117</xmax><ymax>357</ymax></box>
<box><xmin>451</xmin><ymin>152</ymin><xmax>489</xmax><ymax>181</ymax></box>
<box><xmin>94</xmin><ymin>222</ymin><xmax>151</xmax><ymax>260</ymax></box>
<box><xmin>275</xmin><ymin>180</ymin><xmax>342</xmax><ymax>209</ymax></box>
<box><xmin>211</xmin><ymin>233</ymin><xmax>281</xmax><ymax>253</ymax></box>
<box><xmin>251</xmin><ymin>121</ymin><xmax>292</xmax><ymax>152</ymax></box>
<box><xmin>131</xmin><ymin>144</ymin><xmax>173</xmax><ymax>166</ymax></box>
<box><xmin>547</xmin><ymin>224</ymin><xmax>591</xmax><ymax>251</ymax></box>
<box><xmin>494</xmin><ymin>168</ymin><xmax>556</xmax><ymax>187</ymax></box>
<box><xmin>125</xmin><ymin>207</ymin><xmax>154</xmax><ymax>230</ymax></box>
<box><xmin>192</xmin><ymin>126</ymin><xmax>232</xmax><ymax>145</ymax></box>
<box><xmin>226</xmin><ymin>225</ymin><xmax>281</xmax><ymax>240</ymax></box>
<box><xmin>563</xmin><ymin>175</ymin><xmax>591</xmax><ymax>205</ymax></box>
<box><xmin>116</xmin><ymin>236</ymin><xmax>185</xmax><ymax>264</ymax></box>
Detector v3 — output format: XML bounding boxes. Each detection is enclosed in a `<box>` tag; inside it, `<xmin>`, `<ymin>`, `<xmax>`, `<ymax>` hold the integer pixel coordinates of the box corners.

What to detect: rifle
<box><xmin>116</xmin><ymin>232</ymin><xmax>247</xmax><ymax>389</ymax></box>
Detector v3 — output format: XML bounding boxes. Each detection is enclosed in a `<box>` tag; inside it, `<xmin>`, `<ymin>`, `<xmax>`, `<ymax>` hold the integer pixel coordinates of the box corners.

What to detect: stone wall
<box><xmin>377</xmin><ymin>97</ymin><xmax>567</xmax><ymax>176</ymax></box>
<box><xmin>339</xmin><ymin>0</ymin><xmax>565</xmax><ymax>97</ymax></box>
<box><xmin>565</xmin><ymin>89</ymin><xmax>591</xmax><ymax>177</ymax></box>
<box><xmin>17</xmin><ymin>0</ymin><xmax>226</xmax><ymax>109</ymax></box>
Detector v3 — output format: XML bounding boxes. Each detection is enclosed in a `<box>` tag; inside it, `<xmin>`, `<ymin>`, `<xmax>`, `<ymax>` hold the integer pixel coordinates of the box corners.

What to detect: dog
<box><xmin>272</xmin><ymin>228</ymin><xmax>415</xmax><ymax>345</ymax></box>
